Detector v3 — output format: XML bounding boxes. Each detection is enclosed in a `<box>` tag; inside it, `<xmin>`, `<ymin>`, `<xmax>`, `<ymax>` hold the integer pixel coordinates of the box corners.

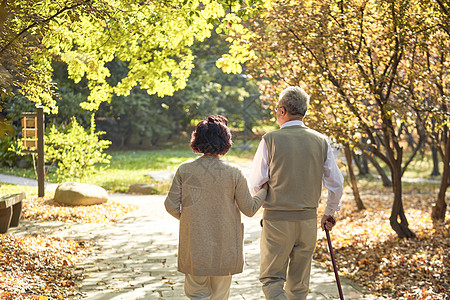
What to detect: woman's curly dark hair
<box><xmin>190</xmin><ymin>115</ymin><xmax>233</xmax><ymax>155</ymax></box>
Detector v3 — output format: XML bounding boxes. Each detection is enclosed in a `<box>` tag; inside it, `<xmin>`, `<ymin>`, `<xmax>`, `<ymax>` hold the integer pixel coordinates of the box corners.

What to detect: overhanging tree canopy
<box><xmin>0</xmin><ymin>0</ymin><xmax>265</xmax><ymax>112</ymax></box>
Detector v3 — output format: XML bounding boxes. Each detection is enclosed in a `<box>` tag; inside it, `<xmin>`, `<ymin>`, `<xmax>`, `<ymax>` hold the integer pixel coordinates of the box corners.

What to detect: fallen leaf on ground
<box><xmin>22</xmin><ymin>196</ymin><xmax>138</xmax><ymax>223</ymax></box>
<box><xmin>0</xmin><ymin>234</ymin><xmax>90</xmax><ymax>299</ymax></box>
<box><xmin>314</xmin><ymin>185</ymin><xmax>449</xmax><ymax>300</ymax></box>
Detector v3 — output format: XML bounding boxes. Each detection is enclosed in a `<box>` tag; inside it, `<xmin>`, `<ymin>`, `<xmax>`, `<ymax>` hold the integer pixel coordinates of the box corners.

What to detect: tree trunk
<box><xmin>353</xmin><ymin>139</ymin><xmax>370</xmax><ymax>176</ymax></box>
<box><xmin>362</xmin><ymin>153</ymin><xmax>369</xmax><ymax>175</ymax></box>
<box><xmin>433</xmin><ymin>167</ymin><xmax>448</xmax><ymax>222</ymax></box>
<box><xmin>352</xmin><ymin>151</ymin><xmax>369</xmax><ymax>176</ymax></box>
<box><xmin>344</xmin><ymin>145</ymin><xmax>365</xmax><ymax>210</ymax></box>
<box><xmin>432</xmin><ymin>135</ymin><xmax>450</xmax><ymax>223</ymax></box>
<box><xmin>366</xmin><ymin>154</ymin><xmax>393</xmax><ymax>187</ymax></box>
<box><xmin>389</xmin><ymin>162</ymin><xmax>416</xmax><ymax>239</ymax></box>
<box><xmin>0</xmin><ymin>1</ymin><xmax>7</xmax><ymax>33</ymax></box>
<box><xmin>430</xmin><ymin>143</ymin><xmax>440</xmax><ymax>177</ymax></box>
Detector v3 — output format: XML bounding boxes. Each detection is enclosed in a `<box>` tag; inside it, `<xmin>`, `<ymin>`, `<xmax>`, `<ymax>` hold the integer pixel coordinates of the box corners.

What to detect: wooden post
<box><xmin>37</xmin><ymin>107</ymin><xmax>45</xmax><ymax>197</ymax></box>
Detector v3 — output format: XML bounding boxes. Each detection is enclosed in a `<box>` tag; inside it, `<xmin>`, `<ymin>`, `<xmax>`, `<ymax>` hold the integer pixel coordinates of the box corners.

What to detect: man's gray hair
<box><xmin>278</xmin><ymin>86</ymin><xmax>310</xmax><ymax>116</ymax></box>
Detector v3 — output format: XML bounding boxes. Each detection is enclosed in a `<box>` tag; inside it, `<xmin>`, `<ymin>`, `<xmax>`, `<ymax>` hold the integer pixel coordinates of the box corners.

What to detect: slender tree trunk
<box><xmin>344</xmin><ymin>144</ymin><xmax>365</xmax><ymax>210</ymax></box>
<box><xmin>389</xmin><ymin>160</ymin><xmax>416</xmax><ymax>239</ymax></box>
<box><xmin>353</xmin><ymin>151</ymin><xmax>369</xmax><ymax>176</ymax></box>
<box><xmin>352</xmin><ymin>151</ymin><xmax>364</xmax><ymax>175</ymax></box>
<box><xmin>0</xmin><ymin>0</ymin><xmax>7</xmax><ymax>33</ymax></box>
<box><xmin>432</xmin><ymin>135</ymin><xmax>450</xmax><ymax>222</ymax></box>
<box><xmin>354</xmin><ymin>139</ymin><xmax>370</xmax><ymax>176</ymax></box>
<box><xmin>366</xmin><ymin>154</ymin><xmax>393</xmax><ymax>187</ymax></box>
<box><xmin>362</xmin><ymin>153</ymin><xmax>369</xmax><ymax>175</ymax></box>
<box><xmin>430</xmin><ymin>143</ymin><xmax>440</xmax><ymax>177</ymax></box>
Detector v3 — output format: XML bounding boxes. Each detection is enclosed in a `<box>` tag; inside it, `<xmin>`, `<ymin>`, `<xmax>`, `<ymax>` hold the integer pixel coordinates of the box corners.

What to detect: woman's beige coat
<box><xmin>165</xmin><ymin>156</ymin><xmax>267</xmax><ymax>276</ymax></box>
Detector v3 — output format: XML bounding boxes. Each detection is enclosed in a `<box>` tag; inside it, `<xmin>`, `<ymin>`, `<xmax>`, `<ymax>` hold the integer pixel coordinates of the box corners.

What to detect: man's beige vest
<box><xmin>263</xmin><ymin>125</ymin><xmax>328</xmax><ymax>220</ymax></box>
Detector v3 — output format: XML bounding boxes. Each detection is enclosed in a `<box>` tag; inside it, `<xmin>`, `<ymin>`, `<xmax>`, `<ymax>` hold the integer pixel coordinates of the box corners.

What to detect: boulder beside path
<box><xmin>128</xmin><ymin>183</ymin><xmax>155</xmax><ymax>195</ymax></box>
<box><xmin>53</xmin><ymin>182</ymin><xmax>108</xmax><ymax>206</ymax></box>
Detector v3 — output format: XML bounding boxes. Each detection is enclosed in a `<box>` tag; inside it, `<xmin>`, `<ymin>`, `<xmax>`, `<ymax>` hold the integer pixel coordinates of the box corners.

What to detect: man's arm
<box><xmin>249</xmin><ymin>139</ymin><xmax>269</xmax><ymax>195</ymax></box>
<box><xmin>321</xmin><ymin>144</ymin><xmax>344</xmax><ymax>230</ymax></box>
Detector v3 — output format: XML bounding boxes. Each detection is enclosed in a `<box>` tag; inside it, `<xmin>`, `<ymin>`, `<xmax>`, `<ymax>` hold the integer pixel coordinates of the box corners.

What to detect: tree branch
<box><xmin>435</xmin><ymin>0</ymin><xmax>449</xmax><ymax>15</ymax></box>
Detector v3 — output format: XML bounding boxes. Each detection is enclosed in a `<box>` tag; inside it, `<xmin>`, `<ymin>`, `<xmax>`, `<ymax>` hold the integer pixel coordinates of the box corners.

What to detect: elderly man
<box><xmin>249</xmin><ymin>86</ymin><xmax>344</xmax><ymax>300</ymax></box>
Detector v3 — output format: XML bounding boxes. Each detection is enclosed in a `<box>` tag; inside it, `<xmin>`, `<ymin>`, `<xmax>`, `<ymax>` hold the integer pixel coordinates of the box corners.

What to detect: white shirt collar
<box><xmin>281</xmin><ymin>120</ymin><xmax>305</xmax><ymax>128</ymax></box>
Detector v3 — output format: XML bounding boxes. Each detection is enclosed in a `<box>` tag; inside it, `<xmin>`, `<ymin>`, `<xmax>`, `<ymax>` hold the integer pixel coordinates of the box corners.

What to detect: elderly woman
<box><xmin>165</xmin><ymin>115</ymin><xmax>267</xmax><ymax>300</ymax></box>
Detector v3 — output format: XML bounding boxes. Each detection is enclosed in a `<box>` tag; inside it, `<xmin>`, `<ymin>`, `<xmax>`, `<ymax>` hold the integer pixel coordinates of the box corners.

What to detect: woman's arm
<box><xmin>235</xmin><ymin>171</ymin><xmax>268</xmax><ymax>217</ymax></box>
<box><xmin>164</xmin><ymin>169</ymin><xmax>182</xmax><ymax>219</ymax></box>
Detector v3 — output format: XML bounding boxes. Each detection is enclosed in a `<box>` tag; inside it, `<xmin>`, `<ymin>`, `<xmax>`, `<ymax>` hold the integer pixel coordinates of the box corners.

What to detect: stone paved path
<box><xmin>10</xmin><ymin>193</ymin><xmax>382</xmax><ymax>300</ymax></box>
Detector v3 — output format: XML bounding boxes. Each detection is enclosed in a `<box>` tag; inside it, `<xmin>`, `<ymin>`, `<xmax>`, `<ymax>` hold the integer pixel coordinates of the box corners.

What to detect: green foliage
<box><xmin>97</xmin><ymin>87</ymin><xmax>176</xmax><ymax>148</ymax></box>
<box><xmin>0</xmin><ymin>137</ymin><xmax>26</xmax><ymax>167</ymax></box>
<box><xmin>0</xmin><ymin>141</ymin><xmax>262</xmax><ymax>193</ymax></box>
<box><xmin>0</xmin><ymin>116</ymin><xmax>14</xmax><ymax>137</ymax></box>
<box><xmin>1</xmin><ymin>0</ymin><xmax>266</xmax><ymax>111</ymax></box>
<box><xmin>2</xmin><ymin>94</ymin><xmax>37</xmax><ymax>135</ymax></box>
<box><xmin>153</xmin><ymin>30</ymin><xmax>270</xmax><ymax>133</ymax></box>
<box><xmin>48</xmin><ymin>61</ymin><xmax>92</xmax><ymax>127</ymax></box>
<box><xmin>95</xmin><ymin>60</ymin><xmax>176</xmax><ymax>148</ymax></box>
<box><xmin>0</xmin><ymin>117</ymin><xmax>17</xmax><ymax>167</ymax></box>
<box><xmin>44</xmin><ymin>31</ymin><xmax>271</xmax><ymax>148</ymax></box>
<box><xmin>45</xmin><ymin>115</ymin><xmax>111</xmax><ymax>182</ymax></box>
<box><xmin>0</xmin><ymin>116</ymin><xmax>33</xmax><ymax>168</ymax></box>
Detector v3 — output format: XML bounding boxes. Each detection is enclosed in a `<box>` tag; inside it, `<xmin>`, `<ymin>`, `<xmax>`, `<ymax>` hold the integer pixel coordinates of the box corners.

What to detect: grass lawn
<box><xmin>0</xmin><ymin>140</ymin><xmax>260</xmax><ymax>194</ymax></box>
<box><xmin>91</xmin><ymin>141</ymin><xmax>258</xmax><ymax>193</ymax></box>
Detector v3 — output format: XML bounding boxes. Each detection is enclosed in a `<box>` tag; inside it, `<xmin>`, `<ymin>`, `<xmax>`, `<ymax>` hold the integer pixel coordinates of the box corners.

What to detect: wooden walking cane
<box><xmin>325</xmin><ymin>217</ymin><xmax>344</xmax><ymax>300</ymax></box>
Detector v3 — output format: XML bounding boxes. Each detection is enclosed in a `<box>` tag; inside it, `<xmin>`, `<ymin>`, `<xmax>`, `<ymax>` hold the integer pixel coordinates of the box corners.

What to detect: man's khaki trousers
<box><xmin>259</xmin><ymin>218</ymin><xmax>318</xmax><ymax>300</ymax></box>
<box><xmin>184</xmin><ymin>274</ymin><xmax>232</xmax><ymax>300</ymax></box>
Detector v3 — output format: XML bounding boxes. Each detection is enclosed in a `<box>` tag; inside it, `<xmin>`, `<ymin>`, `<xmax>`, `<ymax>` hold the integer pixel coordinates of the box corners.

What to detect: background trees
<box><xmin>1</xmin><ymin>0</ymin><xmax>271</xmax><ymax>151</ymax></box>
<box><xmin>95</xmin><ymin>30</ymin><xmax>269</xmax><ymax>148</ymax></box>
<box><xmin>231</xmin><ymin>0</ymin><xmax>448</xmax><ymax>236</ymax></box>
<box><xmin>404</xmin><ymin>0</ymin><xmax>450</xmax><ymax>223</ymax></box>
<box><xmin>1</xmin><ymin>0</ymin><xmax>448</xmax><ymax>234</ymax></box>
<box><xmin>0</xmin><ymin>0</ymin><xmax>264</xmax><ymax>110</ymax></box>
<box><xmin>2</xmin><ymin>29</ymin><xmax>269</xmax><ymax>150</ymax></box>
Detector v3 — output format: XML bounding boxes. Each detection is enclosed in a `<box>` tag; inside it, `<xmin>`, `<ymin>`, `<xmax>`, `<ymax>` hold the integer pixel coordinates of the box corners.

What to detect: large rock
<box><xmin>54</xmin><ymin>182</ymin><xmax>108</xmax><ymax>206</ymax></box>
<box><xmin>128</xmin><ymin>183</ymin><xmax>155</xmax><ymax>195</ymax></box>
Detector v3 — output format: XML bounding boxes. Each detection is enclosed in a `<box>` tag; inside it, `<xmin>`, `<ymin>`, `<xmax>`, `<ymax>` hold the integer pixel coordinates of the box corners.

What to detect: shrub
<box><xmin>45</xmin><ymin>115</ymin><xmax>111</xmax><ymax>182</ymax></box>
<box><xmin>0</xmin><ymin>137</ymin><xmax>28</xmax><ymax>167</ymax></box>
